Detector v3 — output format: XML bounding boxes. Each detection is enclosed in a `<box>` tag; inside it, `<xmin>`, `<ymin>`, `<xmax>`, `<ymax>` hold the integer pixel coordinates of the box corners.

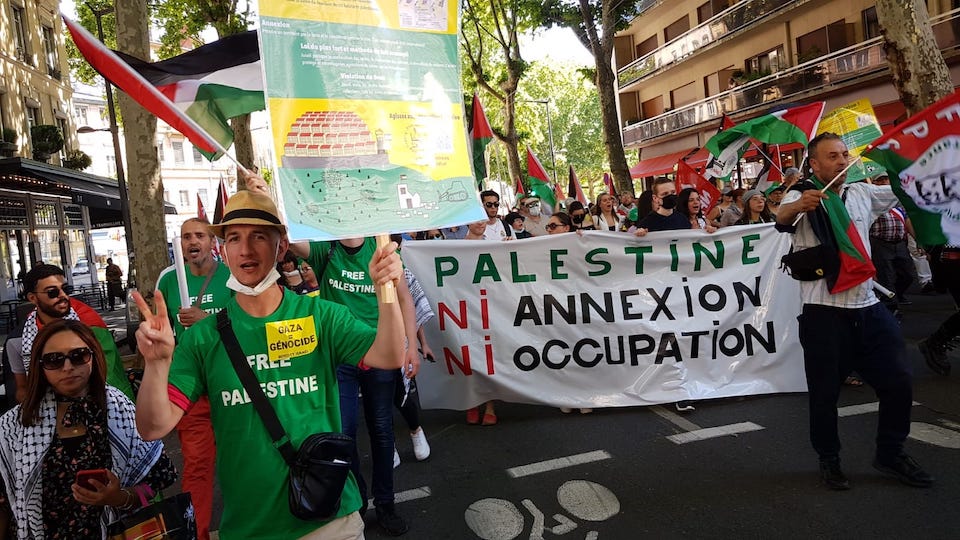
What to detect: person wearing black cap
<box><xmin>504</xmin><ymin>211</ymin><xmax>532</xmax><ymax>239</ymax></box>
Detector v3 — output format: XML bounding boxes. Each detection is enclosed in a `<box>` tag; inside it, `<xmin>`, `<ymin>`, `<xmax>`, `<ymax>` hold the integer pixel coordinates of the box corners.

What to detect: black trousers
<box><xmin>798</xmin><ymin>302</ymin><xmax>913</xmax><ymax>462</ymax></box>
<box><xmin>870</xmin><ymin>237</ymin><xmax>915</xmax><ymax>309</ymax></box>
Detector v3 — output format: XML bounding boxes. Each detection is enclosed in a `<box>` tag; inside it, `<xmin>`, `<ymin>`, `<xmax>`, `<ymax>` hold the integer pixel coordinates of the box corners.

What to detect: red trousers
<box><xmin>177</xmin><ymin>396</ymin><xmax>216</xmax><ymax>540</ymax></box>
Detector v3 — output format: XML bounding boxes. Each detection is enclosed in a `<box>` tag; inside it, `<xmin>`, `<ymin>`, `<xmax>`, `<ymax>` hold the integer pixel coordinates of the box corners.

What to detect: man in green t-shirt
<box><xmin>133</xmin><ymin>190</ymin><xmax>407</xmax><ymax>540</ymax></box>
<box><xmin>155</xmin><ymin>217</ymin><xmax>233</xmax><ymax>540</ymax></box>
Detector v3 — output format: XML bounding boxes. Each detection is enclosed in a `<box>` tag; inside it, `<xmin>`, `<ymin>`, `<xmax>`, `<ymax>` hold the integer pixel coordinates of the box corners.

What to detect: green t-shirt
<box><xmin>307</xmin><ymin>239</ymin><xmax>379</xmax><ymax>327</ymax></box>
<box><xmin>168</xmin><ymin>289</ymin><xmax>376</xmax><ymax>540</ymax></box>
<box><xmin>94</xmin><ymin>326</ymin><xmax>134</xmax><ymax>401</ymax></box>
<box><xmin>156</xmin><ymin>262</ymin><xmax>234</xmax><ymax>338</ymax></box>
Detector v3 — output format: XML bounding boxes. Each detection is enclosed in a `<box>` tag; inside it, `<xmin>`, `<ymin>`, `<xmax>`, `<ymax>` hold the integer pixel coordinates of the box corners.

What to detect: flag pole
<box><xmin>790</xmin><ymin>155</ymin><xmax>865</xmax><ymax>226</ymax></box>
<box><xmin>753</xmin><ymin>144</ymin><xmax>784</xmax><ymax>176</ymax></box>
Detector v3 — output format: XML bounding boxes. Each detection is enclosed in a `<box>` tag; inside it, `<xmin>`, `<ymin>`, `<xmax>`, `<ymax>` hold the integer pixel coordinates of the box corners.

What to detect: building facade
<box><xmin>615</xmin><ymin>0</ymin><xmax>960</xmax><ymax>185</ymax></box>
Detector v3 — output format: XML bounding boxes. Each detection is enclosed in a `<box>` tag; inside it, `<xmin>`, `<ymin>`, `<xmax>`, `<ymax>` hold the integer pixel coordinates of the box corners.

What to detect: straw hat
<box><xmin>208</xmin><ymin>190</ymin><xmax>286</xmax><ymax>238</ymax></box>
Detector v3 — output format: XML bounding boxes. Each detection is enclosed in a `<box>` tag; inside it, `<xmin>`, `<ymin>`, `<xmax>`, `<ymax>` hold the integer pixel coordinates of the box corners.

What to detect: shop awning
<box><xmin>629</xmin><ymin>149</ymin><xmax>695</xmax><ymax>178</ymax></box>
<box><xmin>874</xmin><ymin>101</ymin><xmax>906</xmax><ymax>128</ymax></box>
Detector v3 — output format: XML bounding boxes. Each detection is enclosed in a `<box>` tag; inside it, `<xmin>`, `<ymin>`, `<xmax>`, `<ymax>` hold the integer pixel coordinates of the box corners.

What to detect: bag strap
<box><xmin>191</xmin><ymin>261</ymin><xmax>219</xmax><ymax>308</ymax></box>
<box><xmin>215</xmin><ymin>310</ymin><xmax>297</xmax><ymax>465</ymax></box>
<box><xmin>313</xmin><ymin>242</ymin><xmax>337</xmax><ymax>281</ymax></box>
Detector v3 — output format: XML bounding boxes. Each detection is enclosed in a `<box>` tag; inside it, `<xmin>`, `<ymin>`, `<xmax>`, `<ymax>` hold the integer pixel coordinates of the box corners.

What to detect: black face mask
<box><xmin>572</xmin><ymin>214</ymin><xmax>584</xmax><ymax>223</ymax></box>
<box><xmin>661</xmin><ymin>194</ymin><xmax>679</xmax><ymax>210</ymax></box>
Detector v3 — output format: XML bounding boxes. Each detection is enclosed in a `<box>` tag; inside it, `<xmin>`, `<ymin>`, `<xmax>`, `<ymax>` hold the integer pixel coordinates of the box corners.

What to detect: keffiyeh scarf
<box><xmin>0</xmin><ymin>387</ymin><xmax>163</xmax><ymax>539</ymax></box>
<box><xmin>20</xmin><ymin>308</ymin><xmax>80</xmax><ymax>375</ymax></box>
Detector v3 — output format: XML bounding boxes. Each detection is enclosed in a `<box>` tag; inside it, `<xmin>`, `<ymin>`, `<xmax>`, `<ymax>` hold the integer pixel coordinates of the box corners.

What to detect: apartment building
<box><xmin>615</xmin><ymin>0</ymin><xmax>960</xmax><ymax>184</ymax></box>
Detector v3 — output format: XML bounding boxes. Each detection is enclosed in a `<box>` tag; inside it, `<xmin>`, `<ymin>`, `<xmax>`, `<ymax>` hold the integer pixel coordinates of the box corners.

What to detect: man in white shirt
<box><xmin>480</xmin><ymin>189</ymin><xmax>507</xmax><ymax>241</ymax></box>
<box><xmin>777</xmin><ymin>132</ymin><xmax>932</xmax><ymax>491</ymax></box>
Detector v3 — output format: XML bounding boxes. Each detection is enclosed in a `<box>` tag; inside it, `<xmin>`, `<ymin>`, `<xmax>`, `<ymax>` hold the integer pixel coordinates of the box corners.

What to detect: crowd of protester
<box><xmin>1</xmin><ymin>133</ymin><xmax>958</xmax><ymax>538</ymax></box>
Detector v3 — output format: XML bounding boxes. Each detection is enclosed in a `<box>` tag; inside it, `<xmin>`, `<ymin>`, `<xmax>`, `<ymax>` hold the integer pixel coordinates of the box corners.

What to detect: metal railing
<box><xmin>622</xmin><ymin>9</ymin><xmax>960</xmax><ymax>146</ymax></box>
<box><xmin>618</xmin><ymin>0</ymin><xmax>799</xmax><ymax>89</ymax></box>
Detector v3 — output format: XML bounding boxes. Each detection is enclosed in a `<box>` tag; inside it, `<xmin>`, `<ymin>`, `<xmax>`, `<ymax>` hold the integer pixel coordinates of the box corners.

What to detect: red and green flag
<box><xmin>705</xmin><ymin>102</ymin><xmax>825</xmax><ymax>179</ymax></box>
<box><xmin>602</xmin><ymin>172</ymin><xmax>617</xmax><ymax>198</ymax></box>
<box><xmin>526</xmin><ymin>148</ymin><xmax>556</xmax><ymax>208</ymax></box>
<box><xmin>567</xmin><ymin>165</ymin><xmax>587</xmax><ymax>205</ymax></box>
<box><xmin>676</xmin><ymin>159</ymin><xmax>722</xmax><ymax>214</ymax></box>
<box><xmin>469</xmin><ymin>93</ymin><xmax>494</xmax><ymax>190</ymax></box>
<box><xmin>863</xmin><ymin>90</ymin><xmax>960</xmax><ymax>246</ymax></box>
<box><xmin>64</xmin><ymin>16</ymin><xmax>263</xmax><ymax>160</ymax></box>
<box><xmin>809</xmin><ymin>176</ymin><xmax>876</xmax><ymax>294</ymax></box>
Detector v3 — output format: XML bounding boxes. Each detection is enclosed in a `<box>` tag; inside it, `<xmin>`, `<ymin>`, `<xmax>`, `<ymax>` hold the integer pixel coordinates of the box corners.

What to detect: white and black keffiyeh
<box><xmin>0</xmin><ymin>386</ymin><xmax>163</xmax><ymax>539</ymax></box>
<box><xmin>19</xmin><ymin>308</ymin><xmax>80</xmax><ymax>375</ymax></box>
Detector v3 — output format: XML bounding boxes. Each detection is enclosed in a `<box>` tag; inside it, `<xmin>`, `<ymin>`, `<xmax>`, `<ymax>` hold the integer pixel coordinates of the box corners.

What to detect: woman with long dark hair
<box><xmin>735</xmin><ymin>189</ymin><xmax>775</xmax><ymax>225</ymax></box>
<box><xmin>0</xmin><ymin>320</ymin><xmax>176</xmax><ymax>539</ymax></box>
<box><xmin>590</xmin><ymin>192</ymin><xmax>623</xmax><ymax>231</ymax></box>
<box><xmin>676</xmin><ymin>188</ymin><xmax>718</xmax><ymax>233</ymax></box>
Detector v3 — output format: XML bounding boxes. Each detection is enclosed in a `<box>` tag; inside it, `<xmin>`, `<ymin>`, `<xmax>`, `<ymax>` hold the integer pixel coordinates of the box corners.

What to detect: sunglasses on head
<box><xmin>40</xmin><ymin>347</ymin><xmax>93</xmax><ymax>370</ymax></box>
<box><xmin>35</xmin><ymin>285</ymin><xmax>74</xmax><ymax>299</ymax></box>
<box><xmin>483</xmin><ymin>201</ymin><xmax>499</xmax><ymax>208</ymax></box>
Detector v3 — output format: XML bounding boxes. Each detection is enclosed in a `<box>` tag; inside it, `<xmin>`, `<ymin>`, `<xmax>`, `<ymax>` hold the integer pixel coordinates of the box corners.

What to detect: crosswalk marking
<box><xmin>666</xmin><ymin>422</ymin><xmax>765</xmax><ymax>444</ymax></box>
<box><xmin>506</xmin><ymin>450</ymin><xmax>612</xmax><ymax>478</ymax></box>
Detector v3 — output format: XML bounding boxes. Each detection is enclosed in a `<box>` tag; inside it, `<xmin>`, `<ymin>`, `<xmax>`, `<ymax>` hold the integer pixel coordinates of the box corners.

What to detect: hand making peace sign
<box><xmin>132</xmin><ymin>290</ymin><xmax>176</xmax><ymax>365</ymax></box>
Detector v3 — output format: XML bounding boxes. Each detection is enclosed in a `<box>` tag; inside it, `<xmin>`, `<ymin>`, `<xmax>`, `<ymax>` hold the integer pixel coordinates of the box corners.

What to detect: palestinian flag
<box><xmin>703</xmin><ymin>114</ymin><xmax>737</xmax><ymax>180</ymax></box>
<box><xmin>602</xmin><ymin>172</ymin><xmax>617</xmax><ymax>197</ymax></box>
<box><xmin>526</xmin><ymin>148</ymin><xmax>556</xmax><ymax>208</ymax></box>
<box><xmin>113</xmin><ymin>31</ymin><xmax>264</xmax><ymax>160</ymax></box>
<box><xmin>470</xmin><ymin>94</ymin><xmax>494</xmax><ymax>190</ymax></box>
<box><xmin>515</xmin><ymin>177</ymin><xmax>526</xmax><ymax>197</ymax></box>
<box><xmin>755</xmin><ymin>143</ymin><xmax>784</xmax><ymax>193</ymax></box>
<box><xmin>64</xmin><ymin>16</ymin><xmax>262</xmax><ymax>158</ymax></box>
<box><xmin>864</xmin><ymin>90</ymin><xmax>960</xmax><ymax>246</ymax></box>
<box><xmin>808</xmin><ymin>176</ymin><xmax>876</xmax><ymax>293</ymax></box>
<box><xmin>705</xmin><ymin>102</ymin><xmax>825</xmax><ymax>180</ymax></box>
<box><xmin>567</xmin><ymin>165</ymin><xmax>588</xmax><ymax>205</ymax></box>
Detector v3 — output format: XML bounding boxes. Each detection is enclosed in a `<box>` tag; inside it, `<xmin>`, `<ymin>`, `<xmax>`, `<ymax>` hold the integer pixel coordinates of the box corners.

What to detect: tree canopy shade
<box><xmin>536</xmin><ymin>0</ymin><xmax>643</xmax><ymax>196</ymax></box>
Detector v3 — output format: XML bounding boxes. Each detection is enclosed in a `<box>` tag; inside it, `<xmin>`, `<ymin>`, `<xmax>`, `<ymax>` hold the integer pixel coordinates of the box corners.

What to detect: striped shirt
<box><xmin>782</xmin><ymin>182</ymin><xmax>899</xmax><ymax>308</ymax></box>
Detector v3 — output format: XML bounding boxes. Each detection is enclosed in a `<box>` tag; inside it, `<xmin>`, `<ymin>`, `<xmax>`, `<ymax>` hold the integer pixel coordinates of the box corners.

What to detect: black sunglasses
<box><xmin>483</xmin><ymin>201</ymin><xmax>499</xmax><ymax>208</ymax></box>
<box><xmin>545</xmin><ymin>223</ymin><xmax>563</xmax><ymax>230</ymax></box>
<box><xmin>40</xmin><ymin>347</ymin><xmax>93</xmax><ymax>370</ymax></box>
<box><xmin>427</xmin><ymin>234</ymin><xmax>444</xmax><ymax>240</ymax></box>
<box><xmin>35</xmin><ymin>285</ymin><xmax>74</xmax><ymax>299</ymax></box>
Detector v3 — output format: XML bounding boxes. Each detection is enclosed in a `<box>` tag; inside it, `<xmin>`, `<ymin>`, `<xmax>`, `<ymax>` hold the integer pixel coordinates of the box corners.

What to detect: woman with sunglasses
<box><xmin>0</xmin><ymin>320</ymin><xmax>177</xmax><ymax>539</ymax></box>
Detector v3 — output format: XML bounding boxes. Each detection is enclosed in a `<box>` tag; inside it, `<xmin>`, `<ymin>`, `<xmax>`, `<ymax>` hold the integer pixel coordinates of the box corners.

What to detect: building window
<box><xmin>74</xmin><ymin>105</ymin><xmax>88</xmax><ymax>125</ymax></box>
<box><xmin>179</xmin><ymin>190</ymin><xmax>189</xmax><ymax>207</ymax></box>
<box><xmin>198</xmin><ymin>188</ymin><xmax>208</xmax><ymax>207</ymax></box>
<box><xmin>862</xmin><ymin>7</ymin><xmax>880</xmax><ymax>40</ymax></box>
<box><xmin>192</xmin><ymin>145</ymin><xmax>203</xmax><ymax>163</ymax></box>
<box><xmin>746</xmin><ymin>46</ymin><xmax>784</xmax><ymax>75</ymax></box>
<box><xmin>163</xmin><ymin>190</ymin><xmax>170</xmax><ymax>203</ymax></box>
<box><xmin>42</xmin><ymin>26</ymin><xmax>59</xmax><ymax>78</ymax></box>
<box><xmin>157</xmin><ymin>139</ymin><xmax>165</xmax><ymax>162</ymax></box>
<box><xmin>172</xmin><ymin>141</ymin><xmax>185</xmax><ymax>165</ymax></box>
<box><xmin>11</xmin><ymin>4</ymin><xmax>29</xmax><ymax>64</ymax></box>
<box><xmin>56</xmin><ymin>117</ymin><xmax>69</xmax><ymax>156</ymax></box>
<box><xmin>796</xmin><ymin>20</ymin><xmax>850</xmax><ymax>62</ymax></box>
<box><xmin>24</xmin><ymin>101</ymin><xmax>40</xmax><ymax>129</ymax></box>
<box><xmin>664</xmin><ymin>15</ymin><xmax>690</xmax><ymax>43</ymax></box>
<box><xmin>635</xmin><ymin>35</ymin><xmax>658</xmax><ymax>59</ymax></box>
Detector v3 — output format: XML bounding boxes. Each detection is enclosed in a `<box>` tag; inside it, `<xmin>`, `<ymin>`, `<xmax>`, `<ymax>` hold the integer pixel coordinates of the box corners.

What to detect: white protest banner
<box><xmin>402</xmin><ymin>226</ymin><xmax>807</xmax><ymax>410</ymax></box>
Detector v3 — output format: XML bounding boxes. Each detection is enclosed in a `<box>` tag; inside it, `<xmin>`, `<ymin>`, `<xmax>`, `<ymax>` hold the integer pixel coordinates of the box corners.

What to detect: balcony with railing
<box><xmin>622</xmin><ymin>8</ymin><xmax>960</xmax><ymax>147</ymax></box>
<box><xmin>618</xmin><ymin>0</ymin><xmax>806</xmax><ymax>90</ymax></box>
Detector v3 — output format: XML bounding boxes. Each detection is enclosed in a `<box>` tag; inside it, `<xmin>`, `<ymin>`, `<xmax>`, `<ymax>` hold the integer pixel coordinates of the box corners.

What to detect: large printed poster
<box><xmin>402</xmin><ymin>226</ymin><xmax>809</xmax><ymax>410</ymax></box>
<box><xmin>259</xmin><ymin>1</ymin><xmax>485</xmax><ymax>240</ymax></box>
<box><xmin>817</xmin><ymin>98</ymin><xmax>885</xmax><ymax>183</ymax></box>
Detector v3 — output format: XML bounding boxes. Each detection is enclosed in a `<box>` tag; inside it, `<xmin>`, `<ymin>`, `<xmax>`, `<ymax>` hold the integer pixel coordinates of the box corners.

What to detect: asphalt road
<box><xmin>154</xmin><ymin>288</ymin><xmax>959</xmax><ymax>540</ymax></box>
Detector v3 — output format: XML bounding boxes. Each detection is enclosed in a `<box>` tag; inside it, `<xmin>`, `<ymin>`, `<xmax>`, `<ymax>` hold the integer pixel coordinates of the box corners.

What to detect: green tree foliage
<box><xmin>536</xmin><ymin>0</ymin><xmax>642</xmax><ymax>195</ymax></box>
<box><xmin>66</xmin><ymin>1</ymin><xmax>116</xmax><ymax>85</ymax></box>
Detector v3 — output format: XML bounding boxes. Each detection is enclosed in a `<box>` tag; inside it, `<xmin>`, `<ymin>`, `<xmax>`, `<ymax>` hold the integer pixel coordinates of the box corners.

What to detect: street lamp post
<box><xmin>527</xmin><ymin>99</ymin><xmax>558</xmax><ymax>185</ymax></box>
<box><xmin>83</xmin><ymin>2</ymin><xmax>135</xmax><ymax>288</ymax></box>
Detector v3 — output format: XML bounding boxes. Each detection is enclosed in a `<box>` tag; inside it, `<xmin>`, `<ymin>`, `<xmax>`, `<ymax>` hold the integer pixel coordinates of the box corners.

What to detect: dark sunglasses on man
<box><xmin>35</xmin><ymin>285</ymin><xmax>74</xmax><ymax>299</ymax></box>
<box><xmin>483</xmin><ymin>202</ymin><xmax>498</xmax><ymax>208</ymax></box>
<box><xmin>40</xmin><ymin>347</ymin><xmax>93</xmax><ymax>370</ymax></box>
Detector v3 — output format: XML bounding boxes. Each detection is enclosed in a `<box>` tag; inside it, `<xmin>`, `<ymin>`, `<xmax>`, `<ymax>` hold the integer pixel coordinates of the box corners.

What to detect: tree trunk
<box><xmin>116</xmin><ymin>0</ymin><xmax>164</xmax><ymax>294</ymax></box>
<box><xmin>498</xmin><ymin>92</ymin><xmax>523</xmax><ymax>188</ymax></box>
<box><xmin>595</xmin><ymin>60</ymin><xmax>632</xmax><ymax>195</ymax></box>
<box><xmin>230</xmin><ymin>114</ymin><xmax>254</xmax><ymax>171</ymax></box>
<box><xmin>876</xmin><ymin>0</ymin><xmax>953</xmax><ymax>115</ymax></box>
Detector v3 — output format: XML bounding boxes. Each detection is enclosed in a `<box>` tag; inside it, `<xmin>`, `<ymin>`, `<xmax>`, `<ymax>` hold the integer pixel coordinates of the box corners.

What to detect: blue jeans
<box><xmin>337</xmin><ymin>364</ymin><xmax>396</xmax><ymax>508</ymax></box>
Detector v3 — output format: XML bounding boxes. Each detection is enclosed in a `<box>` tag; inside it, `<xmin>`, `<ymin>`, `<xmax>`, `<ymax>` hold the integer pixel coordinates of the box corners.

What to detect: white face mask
<box><xmin>283</xmin><ymin>269</ymin><xmax>301</xmax><ymax>278</ymax></box>
<box><xmin>528</xmin><ymin>204</ymin><xmax>541</xmax><ymax>217</ymax></box>
<box><xmin>226</xmin><ymin>267</ymin><xmax>281</xmax><ymax>296</ymax></box>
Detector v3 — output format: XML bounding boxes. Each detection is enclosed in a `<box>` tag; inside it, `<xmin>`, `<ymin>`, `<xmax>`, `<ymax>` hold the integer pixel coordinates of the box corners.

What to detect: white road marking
<box><xmin>666</xmin><ymin>422</ymin><xmax>765</xmax><ymax>444</ymax></box>
<box><xmin>506</xmin><ymin>450</ymin><xmax>612</xmax><ymax>479</ymax></box>
<box><xmin>838</xmin><ymin>401</ymin><xmax>920</xmax><ymax>417</ymax></box>
<box><xmin>556</xmin><ymin>480</ymin><xmax>620</xmax><ymax>522</ymax></box>
<box><xmin>368</xmin><ymin>485</ymin><xmax>432</xmax><ymax>507</ymax></box>
<box><xmin>465</xmin><ymin>498</ymin><xmax>524</xmax><ymax>540</ymax></box>
<box><xmin>909</xmin><ymin>421</ymin><xmax>960</xmax><ymax>449</ymax></box>
<box><xmin>939</xmin><ymin>419</ymin><xmax>960</xmax><ymax>431</ymax></box>
<box><xmin>650</xmin><ymin>405</ymin><xmax>701</xmax><ymax>431</ymax></box>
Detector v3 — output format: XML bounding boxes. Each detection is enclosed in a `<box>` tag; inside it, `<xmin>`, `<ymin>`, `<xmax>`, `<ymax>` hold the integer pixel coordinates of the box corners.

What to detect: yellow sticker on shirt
<box><xmin>265</xmin><ymin>316</ymin><xmax>318</xmax><ymax>362</ymax></box>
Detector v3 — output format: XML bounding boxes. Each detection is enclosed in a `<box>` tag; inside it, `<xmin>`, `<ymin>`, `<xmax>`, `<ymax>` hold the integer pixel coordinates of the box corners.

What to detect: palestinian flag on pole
<box><xmin>864</xmin><ymin>90</ymin><xmax>960</xmax><ymax>246</ymax></box>
<box><xmin>63</xmin><ymin>15</ymin><xmax>252</xmax><ymax>158</ymax></box>
<box><xmin>469</xmin><ymin>94</ymin><xmax>494</xmax><ymax>190</ymax></box>
<box><xmin>705</xmin><ymin>103</ymin><xmax>825</xmax><ymax>180</ymax></box>
<box><xmin>755</xmin><ymin>144</ymin><xmax>784</xmax><ymax>193</ymax></box>
<box><xmin>526</xmin><ymin>148</ymin><xmax>556</xmax><ymax>208</ymax></box>
<box><xmin>515</xmin><ymin>177</ymin><xmax>526</xmax><ymax>197</ymax></box>
<box><xmin>567</xmin><ymin>165</ymin><xmax>587</xmax><ymax>205</ymax></box>
<box><xmin>703</xmin><ymin>114</ymin><xmax>737</xmax><ymax>181</ymax></box>
<box><xmin>113</xmin><ymin>31</ymin><xmax>263</xmax><ymax>160</ymax></box>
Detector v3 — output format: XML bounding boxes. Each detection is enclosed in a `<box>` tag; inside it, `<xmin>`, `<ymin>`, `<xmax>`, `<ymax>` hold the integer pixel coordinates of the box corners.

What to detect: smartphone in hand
<box><xmin>76</xmin><ymin>469</ymin><xmax>109</xmax><ymax>490</ymax></box>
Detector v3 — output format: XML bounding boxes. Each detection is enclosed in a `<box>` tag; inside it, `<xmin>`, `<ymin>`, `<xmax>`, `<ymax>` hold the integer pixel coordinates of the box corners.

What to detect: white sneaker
<box><xmin>393</xmin><ymin>447</ymin><xmax>401</xmax><ymax>468</ymax></box>
<box><xmin>410</xmin><ymin>428</ymin><xmax>431</xmax><ymax>461</ymax></box>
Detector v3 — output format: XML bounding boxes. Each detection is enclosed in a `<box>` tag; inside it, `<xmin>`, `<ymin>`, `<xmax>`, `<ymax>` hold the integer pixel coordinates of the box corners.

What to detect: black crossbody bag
<box><xmin>215</xmin><ymin>310</ymin><xmax>354</xmax><ymax>521</ymax></box>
